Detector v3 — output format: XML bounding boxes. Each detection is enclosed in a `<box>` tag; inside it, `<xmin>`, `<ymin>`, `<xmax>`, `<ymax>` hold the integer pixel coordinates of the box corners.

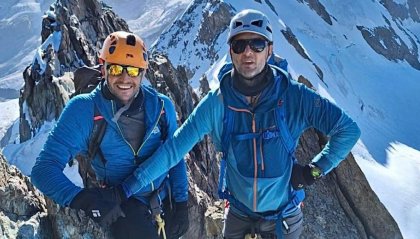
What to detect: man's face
<box><xmin>230</xmin><ymin>32</ymin><xmax>273</xmax><ymax>79</ymax></box>
<box><xmin>104</xmin><ymin>63</ymin><xmax>144</xmax><ymax>105</ymax></box>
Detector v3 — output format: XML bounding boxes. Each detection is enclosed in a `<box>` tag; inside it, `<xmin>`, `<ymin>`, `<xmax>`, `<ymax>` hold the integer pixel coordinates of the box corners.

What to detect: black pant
<box><xmin>111</xmin><ymin>198</ymin><xmax>174</xmax><ymax>239</ymax></box>
<box><xmin>223</xmin><ymin>206</ymin><xmax>303</xmax><ymax>239</ymax></box>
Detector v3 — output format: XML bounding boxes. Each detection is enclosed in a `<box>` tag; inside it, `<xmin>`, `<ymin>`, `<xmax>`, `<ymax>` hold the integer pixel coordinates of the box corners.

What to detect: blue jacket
<box><xmin>122</xmin><ymin>65</ymin><xmax>361</xmax><ymax>214</ymax></box>
<box><xmin>31</xmin><ymin>83</ymin><xmax>188</xmax><ymax>206</ymax></box>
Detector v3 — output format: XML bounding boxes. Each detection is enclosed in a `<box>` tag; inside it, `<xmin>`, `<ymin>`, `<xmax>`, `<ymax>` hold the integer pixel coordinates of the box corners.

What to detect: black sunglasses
<box><xmin>230</xmin><ymin>39</ymin><xmax>269</xmax><ymax>54</ymax></box>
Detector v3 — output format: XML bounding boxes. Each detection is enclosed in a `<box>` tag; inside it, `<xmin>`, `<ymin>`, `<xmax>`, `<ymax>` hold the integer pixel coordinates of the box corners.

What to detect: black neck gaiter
<box><xmin>232</xmin><ymin>64</ymin><xmax>273</xmax><ymax>96</ymax></box>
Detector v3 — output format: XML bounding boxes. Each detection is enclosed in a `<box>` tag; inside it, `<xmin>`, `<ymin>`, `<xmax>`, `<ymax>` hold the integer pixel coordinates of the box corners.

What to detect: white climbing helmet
<box><xmin>227</xmin><ymin>9</ymin><xmax>273</xmax><ymax>43</ymax></box>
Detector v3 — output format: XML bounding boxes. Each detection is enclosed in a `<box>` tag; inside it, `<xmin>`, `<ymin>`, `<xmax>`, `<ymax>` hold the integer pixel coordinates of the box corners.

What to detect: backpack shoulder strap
<box><xmin>157</xmin><ymin>97</ymin><xmax>168</xmax><ymax>142</ymax></box>
<box><xmin>87</xmin><ymin>104</ymin><xmax>107</xmax><ymax>165</ymax></box>
<box><xmin>275</xmin><ymin>100</ymin><xmax>295</xmax><ymax>156</ymax></box>
<box><xmin>218</xmin><ymin>102</ymin><xmax>235</xmax><ymax>199</ymax></box>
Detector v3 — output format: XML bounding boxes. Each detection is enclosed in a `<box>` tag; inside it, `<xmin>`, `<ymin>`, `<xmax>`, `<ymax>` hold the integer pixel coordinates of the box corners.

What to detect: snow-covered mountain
<box><xmin>0</xmin><ymin>0</ymin><xmax>55</xmax><ymax>99</ymax></box>
<box><xmin>1</xmin><ymin>0</ymin><xmax>419</xmax><ymax>238</ymax></box>
<box><xmin>103</xmin><ymin>0</ymin><xmax>191</xmax><ymax>46</ymax></box>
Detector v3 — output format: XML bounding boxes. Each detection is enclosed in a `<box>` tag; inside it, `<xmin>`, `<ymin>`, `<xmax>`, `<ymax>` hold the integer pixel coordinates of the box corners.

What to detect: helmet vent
<box><xmin>234</xmin><ymin>21</ymin><xmax>243</xmax><ymax>29</ymax></box>
<box><xmin>251</xmin><ymin>20</ymin><xmax>263</xmax><ymax>27</ymax></box>
<box><xmin>266</xmin><ymin>26</ymin><xmax>272</xmax><ymax>33</ymax></box>
<box><xmin>109</xmin><ymin>46</ymin><xmax>116</xmax><ymax>54</ymax></box>
<box><xmin>126</xmin><ymin>34</ymin><xmax>136</xmax><ymax>46</ymax></box>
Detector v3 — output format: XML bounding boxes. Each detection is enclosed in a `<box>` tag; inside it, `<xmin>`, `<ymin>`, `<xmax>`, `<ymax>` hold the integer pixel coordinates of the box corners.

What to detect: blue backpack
<box><xmin>217</xmin><ymin>54</ymin><xmax>304</xmax><ymax>237</ymax></box>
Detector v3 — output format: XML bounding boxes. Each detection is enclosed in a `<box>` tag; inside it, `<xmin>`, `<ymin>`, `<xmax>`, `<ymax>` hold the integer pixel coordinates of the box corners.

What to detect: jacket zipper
<box><xmin>112</xmin><ymin>100</ymin><xmax>165</xmax><ymax>191</ymax></box>
<box><xmin>228</xmin><ymin>106</ymin><xmax>259</xmax><ymax>212</ymax></box>
<box><xmin>251</xmin><ymin>113</ymin><xmax>258</xmax><ymax>212</ymax></box>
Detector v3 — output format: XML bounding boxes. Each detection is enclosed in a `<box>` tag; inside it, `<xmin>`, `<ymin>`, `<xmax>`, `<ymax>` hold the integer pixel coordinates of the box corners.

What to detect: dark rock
<box><xmin>281</xmin><ymin>27</ymin><xmax>325</xmax><ymax>83</ymax></box>
<box><xmin>357</xmin><ymin>24</ymin><xmax>420</xmax><ymax>70</ymax></box>
<box><xmin>0</xmin><ymin>151</ymin><xmax>111</xmax><ymax>238</ymax></box>
<box><xmin>297</xmin><ymin>0</ymin><xmax>333</xmax><ymax>25</ymax></box>
<box><xmin>380</xmin><ymin>0</ymin><xmax>420</xmax><ymax>22</ymax></box>
<box><xmin>146</xmin><ymin>53</ymin><xmax>195</xmax><ymax>122</ymax></box>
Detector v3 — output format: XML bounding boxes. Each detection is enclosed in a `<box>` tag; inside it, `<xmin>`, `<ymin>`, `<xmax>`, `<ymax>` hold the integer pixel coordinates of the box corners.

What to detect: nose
<box><xmin>243</xmin><ymin>44</ymin><xmax>253</xmax><ymax>55</ymax></box>
<box><xmin>120</xmin><ymin>70</ymin><xmax>132</xmax><ymax>80</ymax></box>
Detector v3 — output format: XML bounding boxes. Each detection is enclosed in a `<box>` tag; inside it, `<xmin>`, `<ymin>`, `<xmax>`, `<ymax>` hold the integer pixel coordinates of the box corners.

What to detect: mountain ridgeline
<box><xmin>2</xmin><ymin>0</ymin><xmax>416</xmax><ymax>238</ymax></box>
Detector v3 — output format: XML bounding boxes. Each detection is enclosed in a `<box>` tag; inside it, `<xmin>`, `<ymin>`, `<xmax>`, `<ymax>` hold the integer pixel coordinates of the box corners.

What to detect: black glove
<box><xmin>70</xmin><ymin>186</ymin><xmax>127</xmax><ymax>227</ymax></box>
<box><xmin>291</xmin><ymin>163</ymin><xmax>320</xmax><ymax>190</ymax></box>
<box><xmin>168</xmin><ymin>201</ymin><xmax>189</xmax><ymax>239</ymax></box>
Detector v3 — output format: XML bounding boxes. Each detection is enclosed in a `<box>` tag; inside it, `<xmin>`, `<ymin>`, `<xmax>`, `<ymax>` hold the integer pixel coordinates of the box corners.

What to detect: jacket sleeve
<box><xmin>295</xmin><ymin>83</ymin><xmax>361</xmax><ymax>174</ymax></box>
<box><xmin>123</xmin><ymin>91</ymin><xmax>222</xmax><ymax>196</ymax></box>
<box><xmin>31</xmin><ymin>97</ymin><xmax>92</xmax><ymax>206</ymax></box>
<box><xmin>163</xmin><ymin>96</ymin><xmax>189</xmax><ymax>202</ymax></box>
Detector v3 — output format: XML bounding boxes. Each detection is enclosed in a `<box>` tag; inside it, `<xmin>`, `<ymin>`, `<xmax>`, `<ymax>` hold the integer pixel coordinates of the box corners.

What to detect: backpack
<box><xmin>70</xmin><ymin>65</ymin><xmax>168</xmax><ymax>188</ymax></box>
<box><xmin>217</xmin><ymin>54</ymin><xmax>304</xmax><ymax>232</ymax></box>
<box><xmin>71</xmin><ymin>65</ymin><xmax>103</xmax><ymax>98</ymax></box>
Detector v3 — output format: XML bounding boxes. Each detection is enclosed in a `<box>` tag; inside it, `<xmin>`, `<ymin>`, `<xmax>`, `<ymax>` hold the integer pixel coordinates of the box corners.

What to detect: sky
<box><xmin>0</xmin><ymin>0</ymin><xmax>419</xmax><ymax>238</ymax></box>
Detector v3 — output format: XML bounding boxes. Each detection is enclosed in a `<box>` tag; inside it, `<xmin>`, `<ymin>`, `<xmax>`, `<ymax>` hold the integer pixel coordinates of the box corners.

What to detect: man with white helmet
<box><xmin>32</xmin><ymin>31</ymin><xmax>189</xmax><ymax>239</ymax></box>
<box><xmin>111</xmin><ymin>10</ymin><xmax>361</xmax><ymax>239</ymax></box>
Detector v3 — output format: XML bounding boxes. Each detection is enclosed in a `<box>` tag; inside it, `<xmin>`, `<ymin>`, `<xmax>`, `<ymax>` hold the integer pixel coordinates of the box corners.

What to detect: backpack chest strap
<box><xmin>234</xmin><ymin>129</ymin><xmax>280</xmax><ymax>141</ymax></box>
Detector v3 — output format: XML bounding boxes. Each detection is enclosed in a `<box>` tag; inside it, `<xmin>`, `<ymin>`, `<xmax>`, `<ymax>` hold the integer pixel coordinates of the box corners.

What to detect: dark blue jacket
<box><xmin>31</xmin><ymin>84</ymin><xmax>188</xmax><ymax>206</ymax></box>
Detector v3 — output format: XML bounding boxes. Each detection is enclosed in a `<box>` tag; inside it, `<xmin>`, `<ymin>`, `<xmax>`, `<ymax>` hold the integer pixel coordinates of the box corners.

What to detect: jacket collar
<box><xmin>219</xmin><ymin>65</ymin><xmax>289</xmax><ymax>113</ymax></box>
<box><xmin>92</xmin><ymin>83</ymin><xmax>162</xmax><ymax>127</ymax></box>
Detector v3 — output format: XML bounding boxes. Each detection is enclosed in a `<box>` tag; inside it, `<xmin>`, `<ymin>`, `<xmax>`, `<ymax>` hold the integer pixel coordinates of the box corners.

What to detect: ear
<box><xmin>141</xmin><ymin>69</ymin><xmax>146</xmax><ymax>79</ymax></box>
<box><xmin>267</xmin><ymin>44</ymin><xmax>273</xmax><ymax>60</ymax></box>
<box><xmin>101</xmin><ymin>64</ymin><xmax>106</xmax><ymax>76</ymax></box>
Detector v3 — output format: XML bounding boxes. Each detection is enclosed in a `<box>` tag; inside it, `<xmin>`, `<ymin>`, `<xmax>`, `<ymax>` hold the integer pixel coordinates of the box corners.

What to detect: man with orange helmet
<box><xmin>32</xmin><ymin>31</ymin><xmax>189</xmax><ymax>239</ymax></box>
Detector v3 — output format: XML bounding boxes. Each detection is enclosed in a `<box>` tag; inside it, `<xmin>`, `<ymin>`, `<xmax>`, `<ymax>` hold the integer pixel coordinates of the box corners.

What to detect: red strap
<box><xmin>93</xmin><ymin>115</ymin><xmax>104</xmax><ymax>121</ymax></box>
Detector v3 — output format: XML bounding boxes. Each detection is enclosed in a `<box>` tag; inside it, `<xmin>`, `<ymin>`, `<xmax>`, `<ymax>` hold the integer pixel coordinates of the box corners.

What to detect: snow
<box><xmin>0</xmin><ymin>0</ymin><xmax>55</xmax><ymax>91</ymax></box>
<box><xmin>354</xmin><ymin>142</ymin><xmax>420</xmax><ymax>239</ymax></box>
<box><xmin>0</xmin><ymin>99</ymin><xmax>19</xmax><ymax>145</ymax></box>
<box><xmin>1</xmin><ymin>120</ymin><xmax>83</xmax><ymax>187</ymax></box>
<box><xmin>102</xmin><ymin>0</ymin><xmax>191</xmax><ymax>47</ymax></box>
<box><xmin>32</xmin><ymin>29</ymin><xmax>62</xmax><ymax>74</ymax></box>
<box><xmin>2</xmin><ymin>121</ymin><xmax>54</xmax><ymax>175</ymax></box>
<box><xmin>0</xmin><ymin>0</ymin><xmax>419</xmax><ymax>238</ymax></box>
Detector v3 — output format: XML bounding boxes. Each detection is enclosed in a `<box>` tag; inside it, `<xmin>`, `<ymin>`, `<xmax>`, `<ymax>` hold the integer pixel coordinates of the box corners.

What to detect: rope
<box><xmin>155</xmin><ymin>214</ymin><xmax>167</xmax><ymax>239</ymax></box>
<box><xmin>244</xmin><ymin>233</ymin><xmax>258</xmax><ymax>239</ymax></box>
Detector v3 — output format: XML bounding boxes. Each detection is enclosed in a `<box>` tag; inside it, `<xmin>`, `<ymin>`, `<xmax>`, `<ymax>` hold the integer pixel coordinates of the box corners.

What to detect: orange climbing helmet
<box><xmin>99</xmin><ymin>31</ymin><xmax>148</xmax><ymax>69</ymax></box>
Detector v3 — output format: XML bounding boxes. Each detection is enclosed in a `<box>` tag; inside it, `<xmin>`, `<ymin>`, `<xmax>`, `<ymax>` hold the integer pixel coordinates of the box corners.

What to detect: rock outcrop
<box><xmin>357</xmin><ymin>23</ymin><xmax>420</xmax><ymax>70</ymax></box>
<box><xmin>0</xmin><ymin>152</ymin><xmax>48</xmax><ymax>239</ymax></box>
<box><xmin>0</xmin><ymin>152</ymin><xmax>112</xmax><ymax>238</ymax></box>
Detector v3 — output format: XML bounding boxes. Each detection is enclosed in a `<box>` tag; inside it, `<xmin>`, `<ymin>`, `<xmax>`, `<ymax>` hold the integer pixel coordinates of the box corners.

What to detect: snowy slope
<box><xmin>102</xmin><ymin>0</ymin><xmax>191</xmax><ymax>46</ymax></box>
<box><xmin>1</xmin><ymin>0</ymin><xmax>419</xmax><ymax>238</ymax></box>
<box><xmin>0</xmin><ymin>0</ymin><xmax>55</xmax><ymax>97</ymax></box>
<box><xmin>0</xmin><ymin>99</ymin><xmax>19</xmax><ymax>147</ymax></box>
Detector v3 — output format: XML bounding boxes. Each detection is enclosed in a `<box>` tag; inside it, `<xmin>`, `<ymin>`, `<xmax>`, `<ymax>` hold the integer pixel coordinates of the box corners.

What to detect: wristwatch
<box><xmin>309</xmin><ymin>163</ymin><xmax>323</xmax><ymax>179</ymax></box>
